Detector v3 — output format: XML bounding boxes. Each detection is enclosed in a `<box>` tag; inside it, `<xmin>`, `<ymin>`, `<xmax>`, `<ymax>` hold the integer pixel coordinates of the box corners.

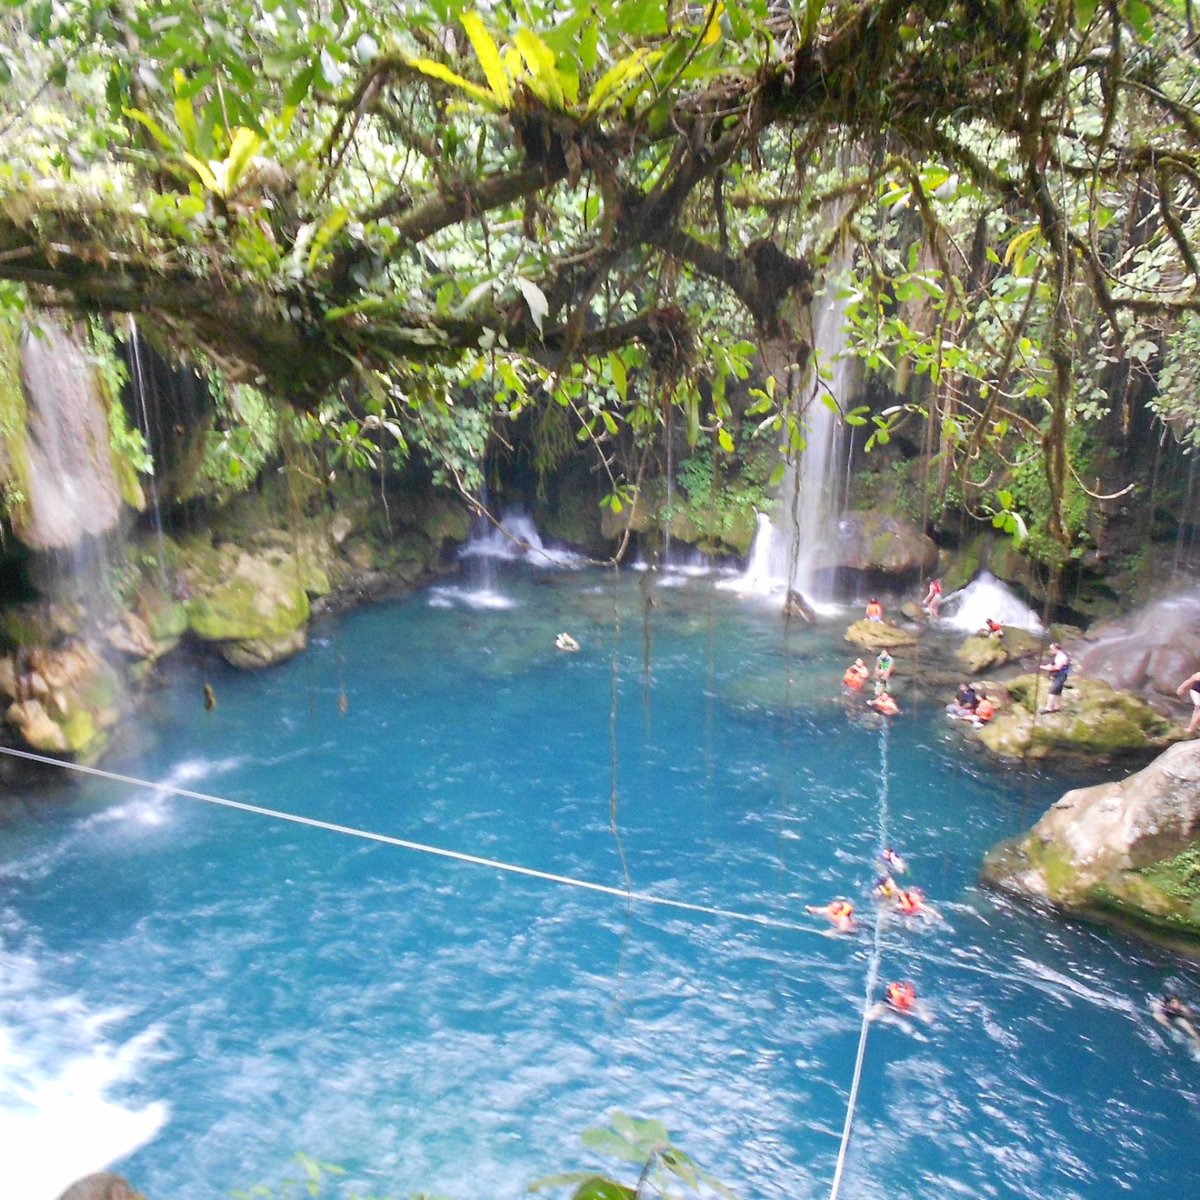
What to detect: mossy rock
<box><xmin>954</xmin><ymin>628</ymin><xmax>1041</xmax><ymax>674</ymax></box>
<box><xmin>844</xmin><ymin>618</ymin><xmax>919</xmax><ymax>650</ymax></box>
<box><xmin>981</xmin><ymin>742</ymin><xmax>1200</xmax><ymax>945</ymax></box>
<box><xmin>186</xmin><ymin>551</ymin><xmax>310</xmax><ymax>642</ymax></box>
<box><xmin>417</xmin><ymin>497</ymin><xmax>472</xmax><ymax>547</ymax></box>
<box><xmin>219</xmin><ymin>628</ymin><xmax>307</xmax><ymax>669</ymax></box>
<box><xmin>976</xmin><ymin>673</ymin><xmax>1181</xmax><ymax>761</ymax></box>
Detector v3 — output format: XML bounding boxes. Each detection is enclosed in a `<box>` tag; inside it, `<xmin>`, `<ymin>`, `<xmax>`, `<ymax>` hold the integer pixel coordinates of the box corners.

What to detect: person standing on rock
<box><xmin>1039</xmin><ymin>642</ymin><xmax>1071</xmax><ymax>713</ymax></box>
<box><xmin>921</xmin><ymin>578</ymin><xmax>942</xmax><ymax>618</ymax></box>
<box><xmin>1176</xmin><ymin>669</ymin><xmax>1200</xmax><ymax>735</ymax></box>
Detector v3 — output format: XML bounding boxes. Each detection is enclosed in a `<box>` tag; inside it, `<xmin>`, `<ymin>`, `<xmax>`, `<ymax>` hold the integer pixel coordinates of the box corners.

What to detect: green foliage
<box><xmin>198</xmin><ymin>382</ymin><xmax>281</xmax><ymax>498</ymax></box>
<box><xmin>530</xmin><ymin>1111</ymin><xmax>736</xmax><ymax>1199</ymax></box>
<box><xmin>230</xmin><ymin>1150</ymin><xmax>448</xmax><ymax>1200</ymax></box>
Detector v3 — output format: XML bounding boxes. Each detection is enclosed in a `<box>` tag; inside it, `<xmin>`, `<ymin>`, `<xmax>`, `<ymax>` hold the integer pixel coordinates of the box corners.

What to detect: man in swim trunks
<box><xmin>1039</xmin><ymin>642</ymin><xmax>1071</xmax><ymax>713</ymax></box>
<box><xmin>1175</xmin><ymin>669</ymin><xmax>1200</xmax><ymax>735</ymax></box>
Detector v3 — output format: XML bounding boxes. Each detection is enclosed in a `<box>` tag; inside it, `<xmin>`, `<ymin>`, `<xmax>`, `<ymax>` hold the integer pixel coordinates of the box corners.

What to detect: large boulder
<box><xmin>981</xmin><ymin>740</ymin><xmax>1200</xmax><ymax>945</ymax></box>
<box><xmin>57</xmin><ymin>1173</ymin><xmax>145</xmax><ymax>1200</ymax></box>
<box><xmin>832</xmin><ymin>509</ymin><xmax>938</xmax><ymax>575</ymax></box>
<box><xmin>185</xmin><ymin>545</ymin><xmax>310</xmax><ymax>667</ymax></box>
<box><xmin>1076</xmin><ymin>592</ymin><xmax>1200</xmax><ymax>701</ymax></box>
<box><xmin>973</xmin><ymin>673</ymin><xmax>1182</xmax><ymax>761</ymax></box>
<box><xmin>954</xmin><ymin>628</ymin><xmax>1042</xmax><ymax>674</ymax></box>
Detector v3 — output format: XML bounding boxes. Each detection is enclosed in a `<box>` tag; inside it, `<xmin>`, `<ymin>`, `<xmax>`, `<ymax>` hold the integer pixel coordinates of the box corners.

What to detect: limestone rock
<box><xmin>844</xmin><ymin>618</ymin><xmax>918</xmax><ymax>651</ymax></box>
<box><xmin>973</xmin><ymin>673</ymin><xmax>1182</xmax><ymax>761</ymax></box>
<box><xmin>219</xmin><ymin>627</ymin><xmax>308</xmax><ymax>669</ymax></box>
<box><xmin>981</xmin><ymin>740</ymin><xmax>1200</xmax><ymax>944</ymax></box>
<box><xmin>954</xmin><ymin>627</ymin><xmax>1041</xmax><ymax>674</ymax></box>
<box><xmin>57</xmin><ymin>1172</ymin><xmax>145</xmax><ymax>1200</ymax></box>
<box><xmin>6</xmin><ymin>697</ymin><xmax>68</xmax><ymax>751</ymax></box>
<box><xmin>186</xmin><ymin>548</ymin><xmax>310</xmax><ymax>643</ymax></box>
<box><xmin>833</xmin><ymin>509</ymin><xmax>938</xmax><ymax>575</ymax></box>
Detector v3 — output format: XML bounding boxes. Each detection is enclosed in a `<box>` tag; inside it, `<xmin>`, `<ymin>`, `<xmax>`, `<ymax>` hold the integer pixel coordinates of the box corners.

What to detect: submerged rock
<box><xmin>57</xmin><ymin>1173</ymin><xmax>144</xmax><ymax>1200</ymax></box>
<box><xmin>981</xmin><ymin>740</ymin><xmax>1200</xmax><ymax>947</ymax></box>
<box><xmin>973</xmin><ymin>673</ymin><xmax>1181</xmax><ymax>761</ymax></box>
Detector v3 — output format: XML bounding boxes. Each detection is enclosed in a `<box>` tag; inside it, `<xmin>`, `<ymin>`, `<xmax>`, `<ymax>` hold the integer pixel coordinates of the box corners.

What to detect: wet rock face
<box><xmin>1077</xmin><ymin>593</ymin><xmax>1200</xmax><ymax>699</ymax></box>
<box><xmin>981</xmin><ymin>741</ymin><xmax>1200</xmax><ymax>946</ymax></box>
<box><xmin>833</xmin><ymin>509</ymin><xmax>938</xmax><ymax>575</ymax></box>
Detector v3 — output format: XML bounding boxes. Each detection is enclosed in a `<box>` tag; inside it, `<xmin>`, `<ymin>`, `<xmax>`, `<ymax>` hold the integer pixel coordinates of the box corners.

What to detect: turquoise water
<box><xmin>2</xmin><ymin>567</ymin><xmax>1199</xmax><ymax>1200</ymax></box>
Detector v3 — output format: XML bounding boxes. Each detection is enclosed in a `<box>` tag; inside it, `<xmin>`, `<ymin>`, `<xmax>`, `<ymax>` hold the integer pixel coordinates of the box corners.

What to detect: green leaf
<box><xmin>584</xmin><ymin>48</ymin><xmax>659</xmax><ymax>118</ymax></box>
<box><xmin>570</xmin><ymin>1179</ymin><xmax>636</xmax><ymax>1200</ymax></box>
<box><xmin>462</xmin><ymin>11</ymin><xmax>511</xmax><ymax>107</ymax></box>
<box><xmin>181</xmin><ymin>151</ymin><xmax>220</xmax><ymax>193</ymax></box>
<box><xmin>608</xmin><ymin>351</ymin><xmax>628</xmax><ymax>401</ymax></box>
<box><xmin>1075</xmin><ymin>0</ymin><xmax>1099</xmax><ymax>26</ymax></box>
<box><xmin>717</xmin><ymin>427</ymin><xmax>734</xmax><ymax>453</ymax></box>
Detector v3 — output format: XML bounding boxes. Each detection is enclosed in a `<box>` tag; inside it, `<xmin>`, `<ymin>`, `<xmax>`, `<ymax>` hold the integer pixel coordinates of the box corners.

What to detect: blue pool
<box><xmin>2</xmin><ymin>567</ymin><xmax>1198</xmax><ymax>1200</ymax></box>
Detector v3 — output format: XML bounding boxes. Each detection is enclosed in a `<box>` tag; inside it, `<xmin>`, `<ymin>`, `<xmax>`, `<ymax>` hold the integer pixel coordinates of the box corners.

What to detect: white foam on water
<box><xmin>0</xmin><ymin>936</ymin><xmax>168</xmax><ymax>1200</ymax></box>
<box><xmin>427</xmin><ymin>586</ymin><xmax>517</xmax><ymax>611</ymax></box>
<box><xmin>940</xmin><ymin>572</ymin><xmax>1043</xmax><ymax>634</ymax></box>
<box><xmin>458</xmin><ymin>512</ymin><xmax>584</xmax><ymax>569</ymax></box>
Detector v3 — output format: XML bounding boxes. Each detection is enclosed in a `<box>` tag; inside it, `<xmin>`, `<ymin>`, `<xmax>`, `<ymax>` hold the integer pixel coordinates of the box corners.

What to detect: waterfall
<box><xmin>126</xmin><ymin>317</ymin><xmax>169</xmax><ymax>590</ymax></box>
<box><xmin>939</xmin><ymin>572</ymin><xmax>1044</xmax><ymax>634</ymax></box>
<box><xmin>738</xmin><ymin>253</ymin><xmax>857</xmax><ymax>604</ymax></box>
<box><xmin>16</xmin><ymin>317</ymin><xmax>122</xmax><ymax>551</ymax></box>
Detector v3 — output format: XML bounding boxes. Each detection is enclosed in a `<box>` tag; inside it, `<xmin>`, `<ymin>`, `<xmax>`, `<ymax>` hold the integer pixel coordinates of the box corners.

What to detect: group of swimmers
<box><xmin>842</xmin><ymin>647</ymin><xmax>901</xmax><ymax>716</ymax></box>
<box><xmin>806</xmin><ymin>845</ymin><xmax>937</xmax><ymax>1022</ymax></box>
<box><xmin>945</xmin><ymin>681</ymin><xmax>996</xmax><ymax>727</ymax></box>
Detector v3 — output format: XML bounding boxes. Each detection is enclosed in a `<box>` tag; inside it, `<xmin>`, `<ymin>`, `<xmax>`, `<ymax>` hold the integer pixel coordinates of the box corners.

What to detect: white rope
<box><xmin>0</xmin><ymin>745</ymin><xmax>822</xmax><ymax>937</ymax></box>
<box><xmin>829</xmin><ymin>720</ymin><xmax>890</xmax><ymax>1200</ymax></box>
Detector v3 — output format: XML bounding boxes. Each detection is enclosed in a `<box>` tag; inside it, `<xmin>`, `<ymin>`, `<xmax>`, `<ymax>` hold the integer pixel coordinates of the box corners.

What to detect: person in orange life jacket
<box><xmin>865</xmin><ymin>597</ymin><xmax>884</xmax><ymax>622</ymax></box>
<box><xmin>843</xmin><ymin>658</ymin><xmax>870</xmax><ymax>689</ymax></box>
<box><xmin>893</xmin><ymin>887</ymin><xmax>940</xmax><ymax>921</ymax></box>
<box><xmin>806</xmin><ymin>899</ymin><xmax>856</xmax><ymax>933</ymax></box>
<box><xmin>1039</xmin><ymin>642</ymin><xmax>1071</xmax><ymax>713</ymax></box>
<box><xmin>869</xmin><ymin>687</ymin><xmax>900</xmax><ymax>716</ymax></box>
<box><xmin>971</xmin><ymin>693</ymin><xmax>996</xmax><ymax>727</ymax></box>
<box><xmin>868</xmin><ymin>979</ymin><xmax>929</xmax><ymax>1023</ymax></box>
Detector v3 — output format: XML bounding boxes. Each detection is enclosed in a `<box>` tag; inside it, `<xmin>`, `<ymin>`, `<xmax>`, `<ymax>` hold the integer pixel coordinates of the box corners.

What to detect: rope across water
<box><xmin>828</xmin><ymin>719</ymin><xmax>890</xmax><ymax>1200</ymax></box>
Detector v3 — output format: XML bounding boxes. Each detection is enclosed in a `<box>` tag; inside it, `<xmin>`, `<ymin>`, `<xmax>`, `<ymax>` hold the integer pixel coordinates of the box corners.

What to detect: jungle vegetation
<box><xmin>2</xmin><ymin>0</ymin><xmax>1200</xmax><ymax>558</ymax></box>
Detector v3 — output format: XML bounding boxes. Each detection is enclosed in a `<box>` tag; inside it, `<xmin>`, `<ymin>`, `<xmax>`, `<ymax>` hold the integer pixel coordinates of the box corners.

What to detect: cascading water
<box><xmin>738</xmin><ymin>253</ymin><xmax>857</xmax><ymax>605</ymax></box>
<box><xmin>16</xmin><ymin>316</ymin><xmax>125</xmax><ymax>620</ymax></box>
<box><xmin>16</xmin><ymin>317</ymin><xmax>122</xmax><ymax>552</ymax></box>
<box><xmin>938</xmin><ymin>571</ymin><xmax>1044</xmax><ymax>634</ymax></box>
<box><xmin>126</xmin><ymin>318</ymin><xmax>169</xmax><ymax>591</ymax></box>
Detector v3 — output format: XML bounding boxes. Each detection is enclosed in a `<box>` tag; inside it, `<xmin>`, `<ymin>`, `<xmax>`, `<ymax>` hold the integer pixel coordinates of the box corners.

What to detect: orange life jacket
<box><xmin>887</xmin><ymin>982</ymin><xmax>915</xmax><ymax>1010</ymax></box>
<box><xmin>897</xmin><ymin>890</ymin><xmax>921</xmax><ymax>915</ymax></box>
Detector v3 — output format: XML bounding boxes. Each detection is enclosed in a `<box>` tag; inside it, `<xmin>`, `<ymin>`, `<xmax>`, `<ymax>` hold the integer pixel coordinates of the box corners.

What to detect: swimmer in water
<box><xmin>555</xmin><ymin>632</ymin><xmax>580</xmax><ymax>652</ymax></box>
<box><xmin>873</xmin><ymin>875</ymin><xmax>899</xmax><ymax>901</ymax></box>
<box><xmin>805</xmin><ymin>899</ymin><xmax>856</xmax><ymax>933</ymax></box>
<box><xmin>1153</xmin><ymin>993</ymin><xmax>1200</xmax><ymax>1049</ymax></box>
<box><xmin>868</xmin><ymin>980</ymin><xmax>930</xmax><ymax>1024</ymax></box>
<box><xmin>880</xmin><ymin>847</ymin><xmax>908</xmax><ymax>875</ymax></box>
<box><xmin>893</xmin><ymin>886</ymin><xmax>941</xmax><ymax>922</ymax></box>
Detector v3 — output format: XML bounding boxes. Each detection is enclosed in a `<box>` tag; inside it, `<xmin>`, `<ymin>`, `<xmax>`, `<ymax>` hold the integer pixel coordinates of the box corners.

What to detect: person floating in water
<box><xmin>893</xmin><ymin>887</ymin><xmax>940</xmax><ymax>922</ymax></box>
<box><xmin>869</xmin><ymin>980</ymin><xmax>930</xmax><ymax>1023</ymax></box>
<box><xmin>865</xmin><ymin>597</ymin><xmax>884</xmax><ymax>622</ymax></box>
<box><xmin>868</xmin><ymin>687</ymin><xmax>900</xmax><ymax>716</ymax></box>
<box><xmin>806</xmin><ymin>899</ymin><xmax>856</xmax><ymax>933</ymax></box>
<box><xmin>873</xmin><ymin>874</ymin><xmax>899</xmax><ymax>901</ymax></box>
<box><xmin>921</xmin><ymin>578</ymin><xmax>942</xmax><ymax>618</ymax></box>
<box><xmin>880</xmin><ymin>846</ymin><xmax>908</xmax><ymax>875</ymax></box>
<box><xmin>842</xmin><ymin>658</ymin><xmax>870</xmax><ymax>690</ymax></box>
<box><xmin>555</xmin><ymin>632</ymin><xmax>580</xmax><ymax>652</ymax></box>
<box><xmin>1152</xmin><ymin>993</ymin><xmax>1200</xmax><ymax>1049</ymax></box>
<box><xmin>1039</xmin><ymin>642</ymin><xmax>1071</xmax><ymax>713</ymax></box>
<box><xmin>875</xmin><ymin>648</ymin><xmax>894</xmax><ymax>682</ymax></box>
